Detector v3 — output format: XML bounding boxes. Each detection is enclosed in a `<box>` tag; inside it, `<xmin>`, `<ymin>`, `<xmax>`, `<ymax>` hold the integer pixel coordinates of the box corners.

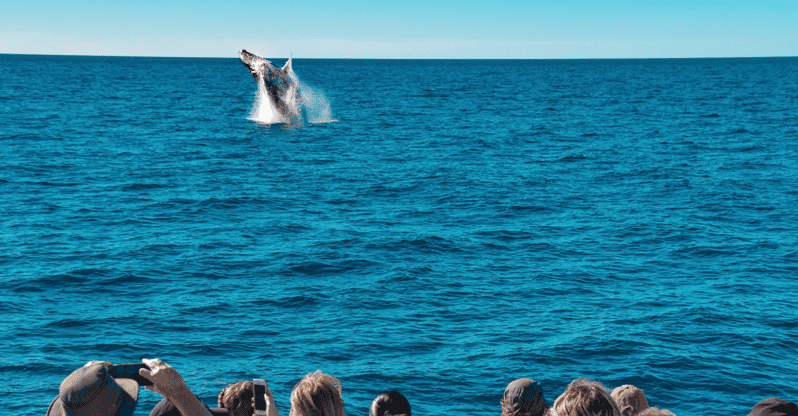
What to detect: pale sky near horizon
<box><xmin>1</xmin><ymin>0</ymin><xmax>797</xmax><ymax>59</ymax></box>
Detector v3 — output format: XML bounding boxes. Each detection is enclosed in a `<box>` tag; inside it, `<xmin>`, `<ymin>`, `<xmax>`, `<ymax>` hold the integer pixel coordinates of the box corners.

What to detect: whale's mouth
<box><xmin>239</xmin><ymin>49</ymin><xmax>258</xmax><ymax>73</ymax></box>
<box><xmin>240</xmin><ymin>49</ymin><xmax>273</xmax><ymax>78</ymax></box>
<box><xmin>240</xmin><ymin>50</ymin><xmax>282</xmax><ymax>85</ymax></box>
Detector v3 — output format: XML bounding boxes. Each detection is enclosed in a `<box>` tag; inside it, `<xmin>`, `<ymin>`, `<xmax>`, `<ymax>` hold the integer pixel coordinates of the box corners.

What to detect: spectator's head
<box><xmin>369</xmin><ymin>391</ymin><xmax>411</xmax><ymax>416</ymax></box>
<box><xmin>218</xmin><ymin>380</ymin><xmax>254</xmax><ymax>416</ymax></box>
<box><xmin>47</xmin><ymin>364</ymin><xmax>139</xmax><ymax>416</ymax></box>
<box><xmin>748</xmin><ymin>398</ymin><xmax>798</xmax><ymax>416</ymax></box>
<box><xmin>549</xmin><ymin>378</ymin><xmax>620</xmax><ymax>416</ymax></box>
<box><xmin>636</xmin><ymin>407</ymin><xmax>676</xmax><ymax>416</ymax></box>
<box><xmin>501</xmin><ymin>378</ymin><xmax>547</xmax><ymax>416</ymax></box>
<box><xmin>289</xmin><ymin>370</ymin><xmax>346</xmax><ymax>416</ymax></box>
<box><xmin>611</xmin><ymin>385</ymin><xmax>649</xmax><ymax>416</ymax></box>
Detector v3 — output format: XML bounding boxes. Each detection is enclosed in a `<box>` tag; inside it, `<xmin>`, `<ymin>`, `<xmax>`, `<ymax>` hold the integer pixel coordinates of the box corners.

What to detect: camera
<box><xmin>107</xmin><ymin>363</ymin><xmax>153</xmax><ymax>386</ymax></box>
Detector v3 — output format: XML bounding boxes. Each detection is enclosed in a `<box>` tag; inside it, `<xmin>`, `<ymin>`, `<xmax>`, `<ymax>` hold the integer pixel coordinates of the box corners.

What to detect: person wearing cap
<box><xmin>501</xmin><ymin>378</ymin><xmax>547</xmax><ymax>416</ymax></box>
<box><xmin>369</xmin><ymin>390</ymin><xmax>411</xmax><ymax>416</ymax></box>
<box><xmin>47</xmin><ymin>358</ymin><xmax>222</xmax><ymax>416</ymax></box>
<box><xmin>610</xmin><ymin>385</ymin><xmax>649</xmax><ymax>416</ymax></box>
<box><xmin>548</xmin><ymin>378</ymin><xmax>621</xmax><ymax>416</ymax></box>
<box><xmin>47</xmin><ymin>362</ymin><xmax>139</xmax><ymax>416</ymax></box>
<box><xmin>748</xmin><ymin>397</ymin><xmax>798</xmax><ymax>416</ymax></box>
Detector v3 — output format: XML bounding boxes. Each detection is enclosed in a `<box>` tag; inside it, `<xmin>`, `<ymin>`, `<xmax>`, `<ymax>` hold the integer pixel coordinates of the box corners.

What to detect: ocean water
<box><xmin>1</xmin><ymin>54</ymin><xmax>797</xmax><ymax>416</ymax></box>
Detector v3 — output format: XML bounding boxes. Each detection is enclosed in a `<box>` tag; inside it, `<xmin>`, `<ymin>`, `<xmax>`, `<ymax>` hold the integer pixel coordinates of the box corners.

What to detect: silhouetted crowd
<box><xmin>47</xmin><ymin>359</ymin><xmax>797</xmax><ymax>416</ymax></box>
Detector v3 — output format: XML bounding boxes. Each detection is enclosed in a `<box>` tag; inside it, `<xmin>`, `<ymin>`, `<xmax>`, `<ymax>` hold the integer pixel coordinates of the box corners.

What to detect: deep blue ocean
<box><xmin>1</xmin><ymin>54</ymin><xmax>797</xmax><ymax>416</ymax></box>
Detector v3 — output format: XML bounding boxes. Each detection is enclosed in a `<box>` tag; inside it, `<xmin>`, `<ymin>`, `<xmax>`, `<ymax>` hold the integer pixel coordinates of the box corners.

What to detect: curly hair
<box><xmin>218</xmin><ymin>380</ymin><xmax>254</xmax><ymax>416</ymax></box>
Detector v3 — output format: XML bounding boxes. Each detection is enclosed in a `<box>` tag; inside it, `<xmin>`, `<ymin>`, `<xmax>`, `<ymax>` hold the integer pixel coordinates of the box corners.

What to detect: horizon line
<box><xmin>2</xmin><ymin>52</ymin><xmax>798</xmax><ymax>60</ymax></box>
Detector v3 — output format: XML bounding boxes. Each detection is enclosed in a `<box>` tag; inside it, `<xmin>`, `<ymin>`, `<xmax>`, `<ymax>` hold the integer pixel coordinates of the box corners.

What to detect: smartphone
<box><xmin>107</xmin><ymin>363</ymin><xmax>153</xmax><ymax>386</ymax></box>
<box><xmin>253</xmin><ymin>379</ymin><xmax>268</xmax><ymax>415</ymax></box>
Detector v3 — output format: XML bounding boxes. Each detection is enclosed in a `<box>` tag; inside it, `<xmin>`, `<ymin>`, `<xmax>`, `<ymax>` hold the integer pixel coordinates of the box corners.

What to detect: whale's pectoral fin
<box><xmin>282</xmin><ymin>53</ymin><xmax>293</xmax><ymax>74</ymax></box>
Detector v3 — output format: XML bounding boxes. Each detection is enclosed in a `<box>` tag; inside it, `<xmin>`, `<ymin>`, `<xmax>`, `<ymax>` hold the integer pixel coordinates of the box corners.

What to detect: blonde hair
<box><xmin>636</xmin><ymin>407</ymin><xmax>676</xmax><ymax>416</ymax></box>
<box><xmin>549</xmin><ymin>378</ymin><xmax>621</xmax><ymax>416</ymax></box>
<box><xmin>289</xmin><ymin>370</ymin><xmax>346</xmax><ymax>416</ymax></box>
<box><xmin>610</xmin><ymin>385</ymin><xmax>649</xmax><ymax>416</ymax></box>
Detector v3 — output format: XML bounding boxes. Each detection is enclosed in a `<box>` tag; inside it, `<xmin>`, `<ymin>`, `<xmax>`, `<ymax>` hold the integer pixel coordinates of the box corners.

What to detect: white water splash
<box><xmin>248</xmin><ymin>75</ymin><xmax>282</xmax><ymax>124</ymax></box>
<box><xmin>247</xmin><ymin>73</ymin><xmax>335</xmax><ymax>125</ymax></box>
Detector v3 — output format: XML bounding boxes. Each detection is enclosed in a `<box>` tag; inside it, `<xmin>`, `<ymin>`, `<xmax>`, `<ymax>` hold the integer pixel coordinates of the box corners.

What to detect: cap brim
<box><xmin>748</xmin><ymin>397</ymin><xmax>798</xmax><ymax>416</ymax></box>
<box><xmin>46</xmin><ymin>380</ymin><xmax>138</xmax><ymax>416</ymax></box>
<box><xmin>113</xmin><ymin>378</ymin><xmax>139</xmax><ymax>416</ymax></box>
<box><xmin>47</xmin><ymin>371</ymin><xmax>139</xmax><ymax>416</ymax></box>
<box><xmin>46</xmin><ymin>396</ymin><xmax>63</xmax><ymax>416</ymax></box>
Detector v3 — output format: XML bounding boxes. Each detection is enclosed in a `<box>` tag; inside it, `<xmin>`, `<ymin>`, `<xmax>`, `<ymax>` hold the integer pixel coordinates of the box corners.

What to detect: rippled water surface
<box><xmin>2</xmin><ymin>55</ymin><xmax>798</xmax><ymax>416</ymax></box>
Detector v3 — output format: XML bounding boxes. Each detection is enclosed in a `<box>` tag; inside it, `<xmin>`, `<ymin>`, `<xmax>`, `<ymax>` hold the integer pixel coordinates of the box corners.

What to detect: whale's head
<box><xmin>239</xmin><ymin>49</ymin><xmax>293</xmax><ymax>87</ymax></box>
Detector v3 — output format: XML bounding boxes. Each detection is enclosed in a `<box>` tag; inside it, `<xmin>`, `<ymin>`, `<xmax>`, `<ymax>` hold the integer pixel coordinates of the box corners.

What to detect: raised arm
<box><xmin>266</xmin><ymin>382</ymin><xmax>281</xmax><ymax>416</ymax></box>
<box><xmin>139</xmin><ymin>358</ymin><xmax>212</xmax><ymax>416</ymax></box>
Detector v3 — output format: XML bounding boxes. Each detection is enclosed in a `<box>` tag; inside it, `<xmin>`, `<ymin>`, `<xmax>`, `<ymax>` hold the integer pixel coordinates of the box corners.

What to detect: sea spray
<box><xmin>297</xmin><ymin>78</ymin><xmax>335</xmax><ymax>123</ymax></box>
<box><xmin>248</xmin><ymin>72</ymin><xmax>335</xmax><ymax>125</ymax></box>
<box><xmin>248</xmin><ymin>75</ymin><xmax>282</xmax><ymax>124</ymax></box>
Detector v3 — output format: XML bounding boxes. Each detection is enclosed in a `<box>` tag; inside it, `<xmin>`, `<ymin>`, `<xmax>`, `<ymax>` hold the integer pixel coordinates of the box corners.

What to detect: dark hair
<box><xmin>501</xmin><ymin>394</ymin><xmax>546</xmax><ymax>416</ymax></box>
<box><xmin>501</xmin><ymin>378</ymin><xmax>547</xmax><ymax>416</ymax></box>
<box><xmin>218</xmin><ymin>380</ymin><xmax>254</xmax><ymax>416</ymax></box>
<box><xmin>370</xmin><ymin>391</ymin><xmax>411</xmax><ymax>416</ymax></box>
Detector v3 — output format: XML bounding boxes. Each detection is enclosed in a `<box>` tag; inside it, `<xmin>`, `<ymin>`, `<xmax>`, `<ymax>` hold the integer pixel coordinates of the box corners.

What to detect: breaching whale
<box><xmin>239</xmin><ymin>49</ymin><xmax>306</xmax><ymax>124</ymax></box>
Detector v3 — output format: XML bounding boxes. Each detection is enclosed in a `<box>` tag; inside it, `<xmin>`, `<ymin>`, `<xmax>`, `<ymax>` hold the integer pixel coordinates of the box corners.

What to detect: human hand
<box><xmin>138</xmin><ymin>358</ymin><xmax>189</xmax><ymax>398</ymax></box>
<box><xmin>250</xmin><ymin>380</ymin><xmax>279</xmax><ymax>416</ymax></box>
<box><xmin>139</xmin><ymin>358</ymin><xmax>212</xmax><ymax>416</ymax></box>
<box><xmin>267</xmin><ymin>390</ymin><xmax>280</xmax><ymax>416</ymax></box>
<box><xmin>250</xmin><ymin>396</ymin><xmax>277</xmax><ymax>416</ymax></box>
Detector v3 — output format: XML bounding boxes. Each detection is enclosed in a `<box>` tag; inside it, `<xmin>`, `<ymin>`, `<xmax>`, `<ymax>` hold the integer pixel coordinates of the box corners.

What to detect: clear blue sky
<box><xmin>1</xmin><ymin>0</ymin><xmax>796</xmax><ymax>58</ymax></box>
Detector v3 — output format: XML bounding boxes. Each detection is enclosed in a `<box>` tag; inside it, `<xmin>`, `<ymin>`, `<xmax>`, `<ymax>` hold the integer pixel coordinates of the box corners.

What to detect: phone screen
<box><xmin>254</xmin><ymin>383</ymin><xmax>267</xmax><ymax>411</ymax></box>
